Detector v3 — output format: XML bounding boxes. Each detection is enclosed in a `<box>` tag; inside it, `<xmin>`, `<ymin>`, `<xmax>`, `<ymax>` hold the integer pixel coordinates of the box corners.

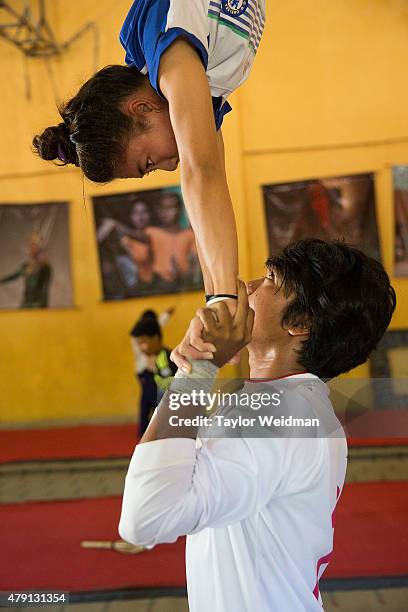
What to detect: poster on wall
<box><xmin>0</xmin><ymin>202</ymin><xmax>73</xmax><ymax>309</ymax></box>
<box><xmin>369</xmin><ymin>329</ymin><xmax>408</xmax><ymax>410</ymax></box>
<box><xmin>262</xmin><ymin>173</ymin><xmax>381</xmax><ymax>260</ymax></box>
<box><xmin>92</xmin><ymin>187</ymin><xmax>203</xmax><ymax>300</ymax></box>
<box><xmin>393</xmin><ymin>165</ymin><xmax>408</xmax><ymax>276</ymax></box>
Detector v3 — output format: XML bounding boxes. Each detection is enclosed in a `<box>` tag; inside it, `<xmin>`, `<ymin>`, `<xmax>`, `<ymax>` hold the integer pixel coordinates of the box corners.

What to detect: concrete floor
<box><xmin>1</xmin><ymin>445</ymin><xmax>408</xmax><ymax>504</ymax></box>
<box><xmin>5</xmin><ymin>588</ymin><xmax>408</xmax><ymax>612</ymax></box>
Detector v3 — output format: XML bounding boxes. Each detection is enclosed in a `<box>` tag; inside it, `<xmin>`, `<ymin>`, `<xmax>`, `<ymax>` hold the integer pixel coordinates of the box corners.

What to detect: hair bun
<box><xmin>32</xmin><ymin>122</ymin><xmax>78</xmax><ymax>166</ymax></box>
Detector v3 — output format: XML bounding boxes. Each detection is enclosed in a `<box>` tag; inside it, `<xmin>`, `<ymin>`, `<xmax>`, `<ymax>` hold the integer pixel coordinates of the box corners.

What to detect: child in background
<box><xmin>129</xmin><ymin>308</ymin><xmax>176</xmax><ymax>435</ymax></box>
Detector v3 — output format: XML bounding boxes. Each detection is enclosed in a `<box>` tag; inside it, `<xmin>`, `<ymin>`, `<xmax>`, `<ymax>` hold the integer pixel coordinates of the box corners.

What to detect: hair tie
<box><xmin>57</xmin><ymin>144</ymin><xmax>67</xmax><ymax>163</ymax></box>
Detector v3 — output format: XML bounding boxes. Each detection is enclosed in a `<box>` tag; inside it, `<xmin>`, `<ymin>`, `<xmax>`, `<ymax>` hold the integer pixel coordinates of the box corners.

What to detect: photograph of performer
<box><xmin>0</xmin><ymin>233</ymin><xmax>52</xmax><ymax>309</ymax></box>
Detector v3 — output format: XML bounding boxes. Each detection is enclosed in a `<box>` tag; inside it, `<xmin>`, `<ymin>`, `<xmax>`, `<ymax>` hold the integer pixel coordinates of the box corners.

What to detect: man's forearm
<box><xmin>139</xmin><ymin>360</ymin><xmax>219</xmax><ymax>444</ymax></box>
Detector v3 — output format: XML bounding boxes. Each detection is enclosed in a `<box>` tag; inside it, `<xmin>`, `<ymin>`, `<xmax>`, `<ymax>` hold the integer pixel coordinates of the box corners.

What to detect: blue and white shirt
<box><xmin>120</xmin><ymin>0</ymin><xmax>266</xmax><ymax>129</ymax></box>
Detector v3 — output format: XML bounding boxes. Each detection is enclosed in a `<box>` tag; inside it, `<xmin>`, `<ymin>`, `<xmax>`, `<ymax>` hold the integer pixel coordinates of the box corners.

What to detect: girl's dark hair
<box><xmin>267</xmin><ymin>239</ymin><xmax>396</xmax><ymax>379</ymax></box>
<box><xmin>32</xmin><ymin>65</ymin><xmax>148</xmax><ymax>183</ymax></box>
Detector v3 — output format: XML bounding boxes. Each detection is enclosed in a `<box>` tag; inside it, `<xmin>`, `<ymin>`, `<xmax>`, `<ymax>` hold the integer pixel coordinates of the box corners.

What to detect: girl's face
<box><xmin>119</xmin><ymin>104</ymin><xmax>179</xmax><ymax>179</ymax></box>
<box><xmin>157</xmin><ymin>195</ymin><xmax>180</xmax><ymax>226</ymax></box>
<box><xmin>130</xmin><ymin>202</ymin><xmax>150</xmax><ymax>229</ymax></box>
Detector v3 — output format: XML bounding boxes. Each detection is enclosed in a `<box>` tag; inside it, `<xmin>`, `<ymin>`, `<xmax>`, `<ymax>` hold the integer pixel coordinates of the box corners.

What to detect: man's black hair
<box><xmin>267</xmin><ymin>239</ymin><xmax>396</xmax><ymax>379</ymax></box>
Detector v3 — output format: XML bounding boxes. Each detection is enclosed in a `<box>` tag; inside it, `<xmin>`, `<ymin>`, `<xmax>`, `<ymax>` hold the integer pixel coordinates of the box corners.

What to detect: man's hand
<box><xmin>197</xmin><ymin>281</ymin><xmax>254</xmax><ymax>368</ymax></box>
<box><xmin>170</xmin><ymin>283</ymin><xmax>252</xmax><ymax>373</ymax></box>
<box><xmin>170</xmin><ymin>316</ymin><xmax>216</xmax><ymax>373</ymax></box>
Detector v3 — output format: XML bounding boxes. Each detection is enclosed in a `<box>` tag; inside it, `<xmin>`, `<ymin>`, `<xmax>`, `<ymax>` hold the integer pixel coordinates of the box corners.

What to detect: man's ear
<box><xmin>287</xmin><ymin>324</ymin><xmax>310</xmax><ymax>337</ymax></box>
<box><xmin>286</xmin><ymin>316</ymin><xmax>311</xmax><ymax>337</ymax></box>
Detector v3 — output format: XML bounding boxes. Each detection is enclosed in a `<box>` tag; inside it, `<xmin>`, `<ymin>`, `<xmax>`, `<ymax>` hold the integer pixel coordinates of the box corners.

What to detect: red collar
<box><xmin>246</xmin><ymin>371</ymin><xmax>308</xmax><ymax>383</ymax></box>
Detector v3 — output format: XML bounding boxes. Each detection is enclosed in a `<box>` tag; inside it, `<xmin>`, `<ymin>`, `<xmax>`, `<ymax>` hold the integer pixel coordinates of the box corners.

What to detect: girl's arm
<box><xmin>193</xmin><ymin>130</ymin><xmax>227</xmax><ymax>292</ymax></box>
<box><xmin>158</xmin><ymin>39</ymin><xmax>238</xmax><ymax>300</ymax></box>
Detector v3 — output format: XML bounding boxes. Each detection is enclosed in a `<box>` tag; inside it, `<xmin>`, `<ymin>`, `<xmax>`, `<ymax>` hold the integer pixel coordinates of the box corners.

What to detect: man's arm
<box><xmin>141</xmin><ymin>282</ymin><xmax>253</xmax><ymax>444</ymax></box>
<box><xmin>158</xmin><ymin>40</ymin><xmax>238</xmax><ymax>297</ymax></box>
<box><xmin>119</xmin><ymin>284</ymin><xmax>256</xmax><ymax>546</ymax></box>
<box><xmin>119</xmin><ymin>433</ymin><xmax>260</xmax><ymax>547</ymax></box>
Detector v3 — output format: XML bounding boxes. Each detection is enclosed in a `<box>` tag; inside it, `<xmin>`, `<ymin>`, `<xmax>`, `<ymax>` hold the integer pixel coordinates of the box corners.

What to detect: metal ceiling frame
<box><xmin>0</xmin><ymin>0</ymin><xmax>96</xmax><ymax>58</ymax></box>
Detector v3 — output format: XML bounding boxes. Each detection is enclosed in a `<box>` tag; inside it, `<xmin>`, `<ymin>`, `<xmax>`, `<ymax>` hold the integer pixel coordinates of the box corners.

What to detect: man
<box><xmin>119</xmin><ymin>239</ymin><xmax>396</xmax><ymax>611</ymax></box>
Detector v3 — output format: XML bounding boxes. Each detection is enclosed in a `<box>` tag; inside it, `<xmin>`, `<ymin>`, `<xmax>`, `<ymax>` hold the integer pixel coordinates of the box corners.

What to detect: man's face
<box><xmin>247</xmin><ymin>270</ymin><xmax>292</xmax><ymax>353</ymax></box>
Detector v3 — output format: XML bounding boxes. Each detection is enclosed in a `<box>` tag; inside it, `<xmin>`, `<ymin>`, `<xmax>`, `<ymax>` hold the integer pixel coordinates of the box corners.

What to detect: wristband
<box><xmin>206</xmin><ymin>293</ymin><xmax>238</xmax><ymax>306</ymax></box>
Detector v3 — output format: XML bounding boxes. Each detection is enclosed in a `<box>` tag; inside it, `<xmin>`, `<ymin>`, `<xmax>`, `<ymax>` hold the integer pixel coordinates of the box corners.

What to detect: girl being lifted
<box><xmin>33</xmin><ymin>0</ymin><xmax>266</xmax><ymax>365</ymax></box>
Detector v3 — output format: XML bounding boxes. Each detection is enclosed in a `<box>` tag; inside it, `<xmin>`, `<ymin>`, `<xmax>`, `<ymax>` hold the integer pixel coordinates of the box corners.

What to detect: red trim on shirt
<box><xmin>245</xmin><ymin>371</ymin><xmax>308</xmax><ymax>383</ymax></box>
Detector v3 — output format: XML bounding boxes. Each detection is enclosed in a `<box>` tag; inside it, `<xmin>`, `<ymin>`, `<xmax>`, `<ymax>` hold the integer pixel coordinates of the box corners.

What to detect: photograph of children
<box><xmin>393</xmin><ymin>165</ymin><xmax>408</xmax><ymax>277</ymax></box>
<box><xmin>93</xmin><ymin>187</ymin><xmax>203</xmax><ymax>300</ymax></box>
<box><xmin>263</xmin><ymin>173</ymin><xmax>381</xmax><ymax>261</ymax></box>
<box><xmin>0</xmin><ymin>202</ymin><xmax>73</xmax><ymax>309</ymax></box>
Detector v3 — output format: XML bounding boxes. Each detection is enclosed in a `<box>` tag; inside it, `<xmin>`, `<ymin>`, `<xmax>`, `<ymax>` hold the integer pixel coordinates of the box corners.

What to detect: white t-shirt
<box><xmin>120</xmin><ymin>0</ymin><xmax>266</xmax><ymax>128</ymax></box>
<box><xmin>119</xmin><ymin>373</ymin><xmax>348</xmax><ymax>611</ymax></box>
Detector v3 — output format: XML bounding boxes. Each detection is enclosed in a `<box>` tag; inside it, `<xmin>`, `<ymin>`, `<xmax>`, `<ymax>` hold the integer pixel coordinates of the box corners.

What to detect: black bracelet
<box><xmin>206</xmin><ymin>293</ymin><xmax>238</xmax><ymax>303</ymax></box>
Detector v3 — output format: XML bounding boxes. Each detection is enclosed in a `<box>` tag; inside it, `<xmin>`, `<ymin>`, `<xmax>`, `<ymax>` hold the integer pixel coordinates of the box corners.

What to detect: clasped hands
<box><xmin>171</xmin><ymin>280</ymin><xmax>254</xmax><ymax>372</ymax></box>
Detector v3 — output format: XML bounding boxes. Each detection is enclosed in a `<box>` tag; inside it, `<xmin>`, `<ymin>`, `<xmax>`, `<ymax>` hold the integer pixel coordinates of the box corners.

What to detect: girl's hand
<box><xmin>171</xmin><ymin>283</ymin><xmax>252</xmax><ymax>372</ymax></box>
<box><xmin>196</xmin><ymin>281</ymin><xmax>254</xmax><ymax>368</ymax></box>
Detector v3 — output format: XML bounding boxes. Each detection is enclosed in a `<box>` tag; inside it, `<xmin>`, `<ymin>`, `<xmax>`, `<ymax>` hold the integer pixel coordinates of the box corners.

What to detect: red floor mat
<box><xmin>1</xmin><ymin>419</ymin><xmax>407</xmax><ymax>465</ymax></box>
<box><xmin>0</xmin><ymin>482</ymin><xmax>407</xmax><ymax>591</ymax></box>
<box><xmin>0</xmin><ymin>497</ymin><xmax>185</xmax><ymax>592</ymax></box>
<box><xmin>0</xmin><ymin>424</ymin><xmax>139</xmax><ymax>464</ymax></box>
<box><xmin>327</xmin><ymin>481</ymin><xmax>408</xmax><ymax>578</ymax></box>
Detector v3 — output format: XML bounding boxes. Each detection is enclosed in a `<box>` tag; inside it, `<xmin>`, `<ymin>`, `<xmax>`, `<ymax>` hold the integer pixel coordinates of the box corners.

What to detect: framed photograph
<box><xmin>0</xmin><ymin>202</ymin><xmax>73</xmax><ymax>309</ymax></box>
<box><xmin>262</xmin><ymin>173</ymin><xmax>380</xmax><ymax>260</ymax></box>
<box><xmin>92</xmin><ymin>187</ymin><xmax>203</xmax><ymax>300</ymax></box>
<box><xmin>393</xmin><ymin>165</ymin><xmax>408</xmax><ymax>276</ymax></box>
<box><xmin>369</xmin><ymin>329</ymin><xmax>408</xmax><ymax>409</ymax></box>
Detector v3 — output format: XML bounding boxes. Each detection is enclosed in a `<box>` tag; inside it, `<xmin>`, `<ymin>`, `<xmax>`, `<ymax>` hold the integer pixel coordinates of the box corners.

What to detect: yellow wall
<box><xmin>1</xmin><ymin>0</ymin><xmax>407</xmax><ymax>423</ymax></box>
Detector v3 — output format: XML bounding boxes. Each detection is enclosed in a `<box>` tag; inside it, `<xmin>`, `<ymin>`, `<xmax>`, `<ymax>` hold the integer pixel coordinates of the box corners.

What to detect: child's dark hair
<box><xmin>141</xmin><ymin>310</ymin><xmax>158</xmax><ymax>322</ymax></box>
<box><xmin>267</xmin><ymin>239</ymin><xmax>396</xmax><ymax>379</ymax></box>
<box><xmin>32</xmin><ymin>65</ymin><xmax>148</xmax><ymax>183</ymax></box>
<box><xmin>130</xmin><ymin>318</ymin><xmax>162</xmax><ymax>339</ymax></box>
